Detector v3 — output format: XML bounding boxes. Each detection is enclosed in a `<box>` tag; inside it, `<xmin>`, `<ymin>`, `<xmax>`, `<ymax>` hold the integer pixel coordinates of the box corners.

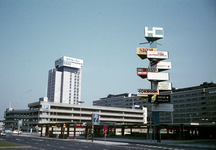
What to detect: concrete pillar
<box><xmin>45</xmin><ymin>126</ymin><xmax>49</xmax><ymax>137</ymax></box>
<box><xmin>167</xmin><ymin>128</ymin><xmax>169</xmax><ymax>139</ymax></box>
<box><xmin>51</xmin><ymin>127</ymin><xmax>53</xmax><ymax>134</ymax></box>
<box><xmin>122</xmin><ymin>127</ymin><xmax>125</xmax><ymax>136</ymax></box>
<box><xmin>85</xmin><ymin>127</ymin><xmax>88</xmax><ymax>138</ymax></box>
<box><xmin>40</xmin><ymin>126</ymin><xmax>43</xmax><ymax>137</ymax></box>
<box><xmin>61</xmin><ymin>125</ymin><xmax>63</xmax><ymax>135</ymax></box>
<box><xmin>67</xmin><ymin>125</ymin><xmax>70</xmax><ymax>139</ymax></box>
<box><xmin>74</xmin><ymin>126</ymin><xmax>76</xmax><ymax>139</ymax></box>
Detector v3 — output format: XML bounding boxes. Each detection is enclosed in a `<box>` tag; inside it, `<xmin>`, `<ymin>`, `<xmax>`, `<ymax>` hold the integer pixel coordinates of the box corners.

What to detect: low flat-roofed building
<box><xmin>4</xmin><ymin>100</ymin><xmax>147</xmax><ymax>131</ymax></box>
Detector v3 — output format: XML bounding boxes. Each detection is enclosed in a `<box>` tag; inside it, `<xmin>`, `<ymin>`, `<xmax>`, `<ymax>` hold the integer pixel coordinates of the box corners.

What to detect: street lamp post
<box><xmin>78</xmin><ymin>101</ymin><xmax>84</xmax><ymax>125</ymax></box>
<box><xmin>78</xmin><ymin>101</ymin><xmax>84</xmax><ymax>136</ymax></box>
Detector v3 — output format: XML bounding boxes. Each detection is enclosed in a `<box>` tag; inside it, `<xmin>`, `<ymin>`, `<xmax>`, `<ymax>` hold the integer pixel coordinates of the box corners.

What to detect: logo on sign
<box><xmin>137</xmin><ymin>89</ymin><xmax>159</xmax><ymax>97</ymax></box>
<box><xmin>138</xmin><ymin>89</ymin><xmax>159</xmax><ymax>93</ymax></box>
<box><xmin>136</xmin><ymin>48</ymin><xmax>157</xmax><ymax>55</ymax></box>
<box><xmin>44</xmin><ymin>104</ymin><xmax>49</xmax><ymax>110</ymax></box>
<box><xmin>145</xmin><ymin>27</ymin><xmax>164</xmax><ymax>39</ymax></box>
<box><xmin>92</xmin><ymin>114</ymin><xmax>100</xmax><ymax>125</ymax></box>
<box><xmin>148</xmin><ymin>95</ymin><xmax>170</xmax><ymax>103</ymax></box>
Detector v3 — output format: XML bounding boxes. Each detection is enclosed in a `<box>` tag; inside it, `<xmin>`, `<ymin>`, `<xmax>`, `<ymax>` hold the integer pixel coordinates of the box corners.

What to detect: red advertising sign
<box><xmin>137</xmin><ymin>68</ymin><xmax>158</xmax><ymax>78</ymax></box>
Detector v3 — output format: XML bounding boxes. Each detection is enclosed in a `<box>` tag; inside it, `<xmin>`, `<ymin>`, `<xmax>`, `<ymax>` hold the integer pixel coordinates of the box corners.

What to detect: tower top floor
<box><xmin>55</xmin><ymin>56</ymin><xmax>83</xmax><ymax>69</ymax></box>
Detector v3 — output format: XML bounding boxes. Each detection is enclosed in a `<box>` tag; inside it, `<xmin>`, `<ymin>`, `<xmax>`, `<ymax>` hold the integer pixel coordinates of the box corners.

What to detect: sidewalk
<box><xmin>13</xmin><ymin>133</ymin><xmax>216</xmax><ymax>149</ymax></box>
<box><xmin>93</xmin><ymin>137</ymin><xmax>216</xmax><ymax>149</ymax></box>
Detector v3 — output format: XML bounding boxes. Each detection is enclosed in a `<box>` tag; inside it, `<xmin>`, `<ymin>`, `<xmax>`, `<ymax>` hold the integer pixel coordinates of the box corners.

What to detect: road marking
<box><xmin>60</xmin><ymin>146</ymin><xmax>65</xmax><ymax>148</ymax></box>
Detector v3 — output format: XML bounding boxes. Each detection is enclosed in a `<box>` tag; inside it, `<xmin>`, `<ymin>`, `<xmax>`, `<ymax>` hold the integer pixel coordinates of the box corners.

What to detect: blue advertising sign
<box><xmin>92</xmin><ymin>114</ymin><xmax>100</xmax><ymax>125</ymax></box>
<box><xmin>18</xmin><ymin>119</ymin><xmax>22</xmax><ymax>127</ymax></box>
<box><xmin>44</xmin><ymin>104</ymin><xmax>49</xmax><ymax>110</ymax></box>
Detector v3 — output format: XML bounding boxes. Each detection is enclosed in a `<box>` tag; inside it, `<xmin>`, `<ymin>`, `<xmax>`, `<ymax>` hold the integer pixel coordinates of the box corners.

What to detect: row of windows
<box><xmin>172</xmin><ymin>92</ymin><xmax>204</xmax><ymax>98</ymax></box>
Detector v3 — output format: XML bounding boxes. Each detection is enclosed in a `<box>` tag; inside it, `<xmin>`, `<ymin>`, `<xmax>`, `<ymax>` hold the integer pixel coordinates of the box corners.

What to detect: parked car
<box><xmin>12</xmin><ymin>130</ymin><xmax>22</xmax><ymax>134</ymax></box>
<box><xmin>0</xmin><ymin>131</ymin><xmax>6</xmax><ymax>136</ymax></box>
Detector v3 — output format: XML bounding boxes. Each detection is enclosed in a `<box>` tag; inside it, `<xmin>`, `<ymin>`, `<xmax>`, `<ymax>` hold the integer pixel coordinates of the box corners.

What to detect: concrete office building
<box><xmin>159</xmin><ymin>82</ymin><xmax>216</xmax><ymax>124</ymax></box>
<box><xmin>93</xmin><ymin>82</ymin><xmax>216</xmax><ymax>124</ymax></box>
<box><xmin>47</xmin><ymin>56</ymin><xmax>83</xmax><ymax>104</ymax></box>
<box><xmin>93</xmin><ymin>93</ymin><xmax>147</xmax><ymax>109</ymax></box>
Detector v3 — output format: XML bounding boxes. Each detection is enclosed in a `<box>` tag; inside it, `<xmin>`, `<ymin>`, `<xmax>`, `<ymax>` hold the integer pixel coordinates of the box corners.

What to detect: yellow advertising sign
<box><xmin>136</xmin><ymin>47</ymin><xmax>157</xmax><ymax>55</ymax></box>
<box><xmin>137</xmin><ymin>89</ymin><xmax>159</xmax><ymax>97</ymax></box>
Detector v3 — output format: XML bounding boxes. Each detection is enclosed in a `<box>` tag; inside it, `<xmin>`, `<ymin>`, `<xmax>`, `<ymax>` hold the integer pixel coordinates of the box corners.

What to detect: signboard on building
<box><xmin>137</xmin><ymin>68</ymin><xmax>158</xmax><ymax>78</ymax></box>
<box><xmin>152</xmin><ymin>104</ymin><xmax>173</xmax><ymax>112</ymax></box>
<box><xmin>137</xmin><ymin>89</ymin><xmax>159</xmax><ymax>97</ymax></box>
<box><xmin>44</xmin><ymin>104</ymin><xmax>50</xmax><ymax>110</ymax></box>
<box><xmin>150</xmin><ymin>61</ymin><xmax>171</xmax><ymax>72</ymax></box>
<box><xmin>147</xmin><ymin>72</ymin><xmax>169</xmax><ymax>81</ymax></box>
<box><xmin>148</xmin><ymin>95</ymin><xmax>170</xmax><ymax>103</ymax></box>
<box><xmin>147</xmin><ymin>51</ymin><xmax>168</xmax><ymax>61</ymax></box>
<box><xmin>136</xmin><ymin>48</ymin><xmax>157</xmax><ymax>59</ymax></box>
<box><xmin>55</xmin><ymin>56</ymin><xmax>83</xmax><ymax>69</ymax></box>
<box><xmin>92</xmin><ymin>114</ymin><xmax>100</xmax><ymax>125</ymax></box>
<box><xmin>158</xmin><ymin>82</ymin><xmax>172</xmax><ymax>90</ymax></box>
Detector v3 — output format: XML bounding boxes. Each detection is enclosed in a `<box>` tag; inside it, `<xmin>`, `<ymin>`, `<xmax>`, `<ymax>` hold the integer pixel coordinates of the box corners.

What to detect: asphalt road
<box><xmin>0</xmin><ymin>134</ymin><xmax>215</xmax><ymax>150</ymax></box>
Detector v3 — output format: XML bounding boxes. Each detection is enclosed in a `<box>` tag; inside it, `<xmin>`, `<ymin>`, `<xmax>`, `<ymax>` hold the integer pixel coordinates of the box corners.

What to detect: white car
<box><xmin>12</xmin><ymin>130</ymin><xmax>22</xmax><ymax>134</ymax></box>
<box><xmin>0</xmin><ymin>131</ymin><xmax>6</xmax><ymax>136</ymax></box>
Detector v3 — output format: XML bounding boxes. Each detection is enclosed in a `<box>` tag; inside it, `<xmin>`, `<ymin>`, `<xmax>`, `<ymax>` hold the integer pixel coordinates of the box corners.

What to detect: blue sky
<box><xmin>0</xmin><ymin>0</ymin><xmax>216</xmax><ymax>118</ymax></box>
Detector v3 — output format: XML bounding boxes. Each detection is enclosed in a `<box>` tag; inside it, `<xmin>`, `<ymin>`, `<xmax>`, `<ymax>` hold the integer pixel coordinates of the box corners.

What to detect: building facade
<box><xmin>160</xmin><ymin>82</ymin><xmax>216</xmax><ymax>124</ymax></box>
<box><xmin>93</xmin><ymin>82</ymin><xmax>216</xmax><ymax>124</ymax></box>
<box><xmin>93</xmin><ymin>93</ymin><xmax>147</xmax><ymax>109</ymax></box>
<box><xmin>4</xmin><ymin>100</ymin><xmax>147</xmax><ymax>131</ymax></box>
<box><xmin>47</xmin><ymin>56</ymin><xmax>83</xmax><ymax>104</ymax></box>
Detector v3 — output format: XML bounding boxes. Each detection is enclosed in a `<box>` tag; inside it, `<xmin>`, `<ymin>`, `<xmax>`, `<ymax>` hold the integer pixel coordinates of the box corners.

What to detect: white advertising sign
<box><xmin>147</xmin><ymin>72</ymin><xmax>169</xmax><ymax>81</ymax></box>
<box><xmin>152</xmin><ymin>104</ymin><xmax>173</xmax><ymax>112</ymax></box>
<box><xmin>55</xmin><ymin>56</ymin><xmax>83</xmax><ymax>69</ymax></box>
<box><xmin>147</xmin><ymin>51</ymin><xmax>168</xmax><ymax>61</ymax></box>
<box><xmin>151</xmin><ymin>62</ymin><xmax>171</xmax><ymax>71</ymax></box>
<box><xmin>158</xmin><ymin>82</ymin><xmax>172</xmax><ymax>90</ymax></box>
<box><xmin>145</xmin><ymin>27</ymin><xmax>164</xmax><ymax>39</ymax></box>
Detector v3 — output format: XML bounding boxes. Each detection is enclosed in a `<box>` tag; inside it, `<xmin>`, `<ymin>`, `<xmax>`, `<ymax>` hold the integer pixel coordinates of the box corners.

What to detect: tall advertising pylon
<box><xmin>137</xmin><ymin>27</ymin><xmax>172</xmax><ymax>142</ymax></box>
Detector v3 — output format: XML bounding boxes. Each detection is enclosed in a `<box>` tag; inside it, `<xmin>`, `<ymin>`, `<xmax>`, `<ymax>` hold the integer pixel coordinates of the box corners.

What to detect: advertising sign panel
<box><xmin>158</xmin><ymin>82</ymin><xmax>172</xmax><ymax>90</ymax></box>
<box><xmin>147</xmin><ymin>51</ymin><xmax>168</xmax><ymax>61</ymax></box>
<box><xmin>137</xmin><ymin>68</ymin><xmax>158</xmax><ymax>78</ymax></box>
<box><xmin>92</xmin><ymin>114</ymin><xmax>100</xmax><ymax>125</ymax></box>
<box><xmin>55</xmin><ymin>56</ymin><xmax>83</xmax><ymax>69</ymax></box>
<box><xmin>18</xmin><ymin>119</ymin><xmax>22</xmax><ymax>127</ymax></box>
<box><xmin>152</xmin><ymin>104</ymin><xmax>173</xmax><ymax>112</ymax></box>
<box><xmin>145</xmin><ymin>27</ymin><xmax>164</xmax><ymax>39</ymax></box>
<box><xmin>150</xmin><ymin>62</ymin><xmax>171</xmax><ymax>71</ymax></box>
<box><xmin>136</xmin><ymin>48</ymin><xmax>157</xmax><ymax>59</ymax></box>
<box><xmin>44</xmin><ymin>104</ymin><xmax>50</xmax><ymax>110</ymax></box>
<box><xmin>148</xmin><ymin>95</ymin><xmax>170</xmax><ymax>103</ymax></box>
<box><xmin>147</xmin><ymin>72</ymin><xmax>169</xmax><ymax>81</ymax></box>
<box><xmin>137</xmin><ymin>89</ymin><xmax>159</xmax><ymax>97</ymax></box>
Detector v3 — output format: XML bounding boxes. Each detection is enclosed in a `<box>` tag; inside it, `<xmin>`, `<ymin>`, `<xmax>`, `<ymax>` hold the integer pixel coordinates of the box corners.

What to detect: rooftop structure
<box><xmin>47</xmin><ymin>56</ymin><xmax>83</xmax><ymax>104</ymax></box>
